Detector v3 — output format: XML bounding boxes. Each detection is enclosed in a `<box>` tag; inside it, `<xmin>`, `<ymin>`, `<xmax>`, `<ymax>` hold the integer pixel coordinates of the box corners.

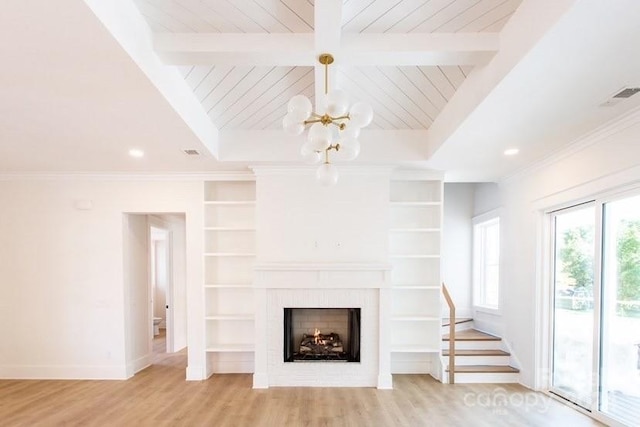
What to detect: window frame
<box><xmin>472</xmin><ymin>209</ymin><xmax>501</xmax><ymax>312</ymax></box>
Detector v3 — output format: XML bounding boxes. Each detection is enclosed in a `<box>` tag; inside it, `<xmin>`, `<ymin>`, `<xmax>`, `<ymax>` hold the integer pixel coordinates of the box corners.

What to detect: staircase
<box><xmin>440</xmin><ymin>318</ymin><xmax>520</xmax><ymax>384</ymax></box>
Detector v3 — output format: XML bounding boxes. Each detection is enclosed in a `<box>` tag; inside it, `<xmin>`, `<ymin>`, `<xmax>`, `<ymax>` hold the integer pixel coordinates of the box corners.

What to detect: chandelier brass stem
<box><xmin>319</xmin><ymin>53</ymin><xmax>334</xmax><ymax>95</ymax></box>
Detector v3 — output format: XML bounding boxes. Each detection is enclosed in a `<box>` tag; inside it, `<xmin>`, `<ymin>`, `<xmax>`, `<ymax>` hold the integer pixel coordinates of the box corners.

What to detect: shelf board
<box><xmin>204</xmin><ymin>252</ymin><xmax>256</xmax><ymax>257</ymax></box>
<box><xmin>392</xmin><ymin>285</ymin><xmax>441</xmax><ymax>290</ymax></box>
<box><xmin>204</xmin><ymin>283</ymin><xmax>252</xmax><ymax>289</ymax></box>
<box><xmin>204</xmin><ymin>227</ymin><xmax>256</xmax><ymax>231</ymax></box>
<box><xmin>205</xmin><ymin>315</ymin><xmax>254</xmax><ymax>321</ymax></box>
<box><xmin>391</xmin><ymin>346</ymin><xmax>441</xmax><ymax>353</ymax></box>
<box><xmin>205</xmin><ymin>344</ymin><xmax>254</xmax><ymax>352</ymax></box>
<box><xmin>390</xmin><ymin>228</ymin><xmax>440</xmax><ymax>233</ymax></box>
<box><xmin>390</xmin><ymin>254</ymin><xmax>440</xmax><ymax>259</ymax></box>
<box><xmin>204</xmin><ymin>201</ymin><xmax>255</xmax><ymax>206</ymax></box>
<box><xmin>390</xmin><ymin>201</ymin><xmax>440</xmax><ymax>206</ymax></box>
<box><xmin>392</xmin><ymin>316</ymin><xmax>440</xmax><ymax>322</ymax></box>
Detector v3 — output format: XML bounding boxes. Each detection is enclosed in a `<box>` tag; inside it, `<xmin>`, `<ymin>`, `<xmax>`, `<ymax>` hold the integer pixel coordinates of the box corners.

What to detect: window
<box><xmin>548</xmin><ymin>192</ymin><xmax>640</xmax><ymax>426</ymax></box>
<box><xmin>473</xmin><ymin>215</ymin><xmax>500</xmax><ymax>309</ymax></box>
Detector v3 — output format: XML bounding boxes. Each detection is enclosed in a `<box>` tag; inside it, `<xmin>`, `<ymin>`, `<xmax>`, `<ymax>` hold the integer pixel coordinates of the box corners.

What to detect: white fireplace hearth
<box><xmin>252</xmin><ymin>263</ymin><xmax>392</xmax><ymax>389</ymax></box>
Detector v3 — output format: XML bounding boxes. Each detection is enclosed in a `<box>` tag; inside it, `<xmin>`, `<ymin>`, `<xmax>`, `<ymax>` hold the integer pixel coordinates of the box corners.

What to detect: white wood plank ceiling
<box><xmin>133</xmin><ymin>0</ymin><xmax>522</xmax><ymax>130</ymax></box>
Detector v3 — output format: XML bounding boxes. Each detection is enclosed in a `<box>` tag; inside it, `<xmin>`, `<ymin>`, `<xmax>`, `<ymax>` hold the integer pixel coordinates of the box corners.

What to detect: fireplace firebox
<box><xmin>283</xmin><ymin>308</ymin><xmax>361</xmax><ymax>362</ymax></box>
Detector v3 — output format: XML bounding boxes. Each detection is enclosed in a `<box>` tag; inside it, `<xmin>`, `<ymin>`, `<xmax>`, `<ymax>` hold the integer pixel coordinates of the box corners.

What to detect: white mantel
<box><xmin>252</xmin><ymin>262</ymin><xmax>393</xmax><ymax>389</ymax></box>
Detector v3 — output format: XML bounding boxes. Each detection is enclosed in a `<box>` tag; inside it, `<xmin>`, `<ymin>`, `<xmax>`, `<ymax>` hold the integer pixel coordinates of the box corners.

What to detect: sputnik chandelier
<box><xmin>282</xmin><ymin>53</ymin><xmax>373</xmax><ymax>186</ymax></box>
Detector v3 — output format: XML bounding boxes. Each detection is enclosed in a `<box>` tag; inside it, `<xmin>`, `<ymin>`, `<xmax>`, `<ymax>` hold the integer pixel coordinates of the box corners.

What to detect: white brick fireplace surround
<box><xmin>252</xmin><ymin>263</ymin><xmax>392</xmax><ymax>389</ymax></box>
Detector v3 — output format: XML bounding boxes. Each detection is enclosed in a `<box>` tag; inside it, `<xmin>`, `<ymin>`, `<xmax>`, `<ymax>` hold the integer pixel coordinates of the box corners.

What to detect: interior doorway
<box><xmin>123</xmin><ymin>213</ymin><xmax>187</xmax><ymax>376</ymax></box>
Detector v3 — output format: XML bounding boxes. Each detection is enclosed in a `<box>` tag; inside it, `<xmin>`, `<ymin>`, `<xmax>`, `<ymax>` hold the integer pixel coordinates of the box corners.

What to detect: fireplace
<box><xmin>252</xmin><ymin>264</ymin><xmax>392</xmax><ymax>388</ymax></box>
<box><xmin>283</xmin><ymin>308</ymin><xmax>361</xmax><ymax>363</ymax></box>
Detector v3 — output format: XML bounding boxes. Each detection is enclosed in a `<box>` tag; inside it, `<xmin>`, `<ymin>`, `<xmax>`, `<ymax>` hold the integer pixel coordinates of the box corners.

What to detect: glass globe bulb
<box><xmin>342</xmin><ymin>126</ymin><xmax>360</xmax><ymax>139</ymax></box>
<box><xmin>282</xmin><ymin>113</ymin><xmax>304</xmax><ymax>136</ymax></box>
<box><xmin>325</xmin><ymin>90</ymin><xmax>349</xmax><ymax>117</ymax></box>
<box><xmin>316</xmin><ymin>163</ymin><xmax>339</xmax><ymax>186</ymax></box>
<box><xmin>287</xmin><ymin>95</ymin><xmax>312</xmax><ymax>121</ymax></box>
<box><xmin>307</xmin><ymin>122</ymin><xmax>331</xmax><ymax>151</ymax></box>
<box><xmin>300</xmin><ymin>142</ymin><xmax>322</xmax><ymax>164</ymax></box>
<box><xmin>337</xmin><ymin>137</ymin><xmax>360</xmax><ymax>161</ymax></box>
<box><xmin>349</xmin><ymin>102</ymin><xmax>373</xmax><ymax>128</ymax></box>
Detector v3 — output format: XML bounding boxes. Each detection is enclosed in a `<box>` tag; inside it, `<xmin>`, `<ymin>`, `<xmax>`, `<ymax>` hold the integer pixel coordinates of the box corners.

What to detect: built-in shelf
<box><xmin>204</xmin><ymin>227</ymin><xmax>256</xmax><ymax>231</ymax></box>
<box><xmin>206</xmin><ymin>344</ymin><xmax>254</xmax><ymax>352</ymax></box>
<box><xmin>391</xmin><ymin>316</ymin><xmax>440</xmax><ymax>322</ymax></box>
<box><xmin>204</xmin><ymin>201</ymin><xmax>255</xmax><ymax>206</ymax></box>
<box><xmin>205</xmin><ymin>315</ymin><xmax>254</xmax><ymax>321</ymax></box>
<box><xmin>391</xmin><ymin>346</ymin><xmax>441</xmax><ymax>353</ymax></box>
<box><xmin>390</xmin><ymin>254</ymin><xmax>440</xmax><ymax>259</ymax></box>
<box><xmin>204</xmin><ymin>252</ymin><xmax>256</xmax><ymax>257</ymax></box>
<box><xmin>390</xmin><ymin>201</ymin><xmax>440</xmax><ymax>206</ymax></box>
<box><xmin>392</xmin><ymin>285</ymin><xmax>440</xmax><ymax>290</ymax></box>
<box><xmin>389</xmin><ymin>178</ymin><xmax>443</xmax><ymax>370</ymax></box>
<box><xmin>204</xmin><ymin>179</ymin><xmax>257</xmax><ymax>373</ymax></box>
<box><xmin>204</xmin><ymin>283</ymin><xmax>253</xmax><ymax>289</ymax></box>
<box><xmin>390</xmin><ymin>228</ymin><xmax>440</xmax><ymax>233</ymax></box>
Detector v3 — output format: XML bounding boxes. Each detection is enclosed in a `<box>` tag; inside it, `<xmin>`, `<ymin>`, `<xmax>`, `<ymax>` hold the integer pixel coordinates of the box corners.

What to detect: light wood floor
<box><xmin>0</xmin><ymin>333</ymin><xmax>603</xmax><ymax>427</ymax></box>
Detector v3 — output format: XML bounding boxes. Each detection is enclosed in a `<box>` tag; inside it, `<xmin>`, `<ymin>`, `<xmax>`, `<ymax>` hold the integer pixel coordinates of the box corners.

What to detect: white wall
<box><xmin>166</xmin><ymin>214</ymin><xmax>188</xmax><ymax>352</ymax></box>
<box><xmin>442</xmin><ymin>183</ymin><xmax>474</xmax><ymax>317</ymax></box>
<box><xmin>123</xmin><ymin>214</ymin><xmax>151</xmax><ymax>375</ymax></box>
<box><xmin>151</xmin><ymin>233</ymin><xmax>167</xmax><ymax>321</ymax></box>
<box><xmin>255</xmin><ymin>168</ymin><xmax>390</xmax><ymax>264</ymax></box>
<box><xmin>498</xmin><ymin>110</ymin><xmax>640</xmax><ymax>388</ymax></box>
<box><xmin>473</xmin><ymin>183</ymin><xmax>500</xmax><ymax>216</ymax></box>
<box><xmin>0</xmin><ymin>179</ymin><xmax>203</xmax><ymax>379</ymax></box>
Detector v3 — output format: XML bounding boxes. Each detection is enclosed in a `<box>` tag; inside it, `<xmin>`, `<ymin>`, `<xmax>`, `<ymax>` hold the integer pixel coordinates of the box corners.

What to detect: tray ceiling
<box><xmin>133</xmin><ymin>0</ymin><xmax>522</xmax><ymax>130</ymax></box>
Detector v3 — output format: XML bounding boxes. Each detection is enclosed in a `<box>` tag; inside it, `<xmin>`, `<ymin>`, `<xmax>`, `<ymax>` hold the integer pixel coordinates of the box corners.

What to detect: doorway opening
<box><xmin>123</xmin><ymin>213</ymin><xmax>187</xmax><ymax>376</ymax></box>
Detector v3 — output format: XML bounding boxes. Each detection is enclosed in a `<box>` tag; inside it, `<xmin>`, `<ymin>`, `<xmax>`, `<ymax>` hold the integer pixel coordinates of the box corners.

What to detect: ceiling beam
<box><xmin>340</xmin><ymin>33</ymin><xmax>498</xmax><ymax>66</ymax></box>
<box><xmin>313</xmin><ymin>0</ymin><xmax>343</xmax><ymax>109</ymax></box>
<box><xmin>155</xmin><ymin>33</ymin><xmax>499</xmax><ymax>67</ymax></box>
<box><xmin>153</xmin><ymin>33</ymin><xmax>315</xmax><ymax>66</ymax></box>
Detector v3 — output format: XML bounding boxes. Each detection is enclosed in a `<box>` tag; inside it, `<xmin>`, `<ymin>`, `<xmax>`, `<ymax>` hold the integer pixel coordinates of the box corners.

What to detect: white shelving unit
<box><xmin>389</xmin><ymin>179</ymin><xmax>443</xmax><ymax>372</ymax></box>
<box><xmin>204</xmin><ymin>180</ymin><xmax>256</xmax><ymax>371</ymax></box>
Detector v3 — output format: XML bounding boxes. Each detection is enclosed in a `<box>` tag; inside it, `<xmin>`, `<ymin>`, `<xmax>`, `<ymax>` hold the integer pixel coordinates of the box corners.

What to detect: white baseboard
<box><xmin>208</xmin><ymin>360</ymin><xmax>254</xmax><ymax>373</ymax></box>
<box><xmin>186</xmin><ymin>365</ymin><xmax>206</xmax><ymax>381</ymax></box>
<box><xmin>127</xmin><ymin>354</ymin><xmax>151</xmax><ymax>377</ymax></box>
<box><xmin>377</xmin><ymin>373</ymin><xmax>393</xmax><ymax>389</ymax></box>
<box><xmin>253</xmin><ymin>373</ymin><xmax>269</xmax><ymax>389</ymax></box>
<box><xmin>206</xmin><ymin>352</ymin><xmax>254</xmax><ymax>374</ymax></box>
<box><xmin>0</xmin><ymin>364</ymin><xmax>128</xmax><ymax>380</ymax></box>
<box><xmin>391</xmin><ymin>353</ymin><xmax>432</xmax><ymax>374</ymax></box>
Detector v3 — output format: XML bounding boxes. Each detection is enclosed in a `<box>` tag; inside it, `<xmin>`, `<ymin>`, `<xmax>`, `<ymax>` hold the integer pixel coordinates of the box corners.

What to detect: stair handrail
<box><xmin>442</xmin><ymin>283</ymin><xmax>455</xmax><ymax>384</ymax></box>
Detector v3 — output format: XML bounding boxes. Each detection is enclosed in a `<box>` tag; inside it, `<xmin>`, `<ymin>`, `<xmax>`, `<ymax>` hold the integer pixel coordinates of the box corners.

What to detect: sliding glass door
<box><xmin>550</xmin><ymin>192</ymin><xmax>640</xmax><ymax>425</ymax></box>
<box><xmin>600</xmin><ymin>194</ymin><xmax>640</xmax><ymax>425</ymax></box>
<box><xmin>551</xmin><ymin>203</ymin><xmax>596</xmax><ymax>407</ymax></box>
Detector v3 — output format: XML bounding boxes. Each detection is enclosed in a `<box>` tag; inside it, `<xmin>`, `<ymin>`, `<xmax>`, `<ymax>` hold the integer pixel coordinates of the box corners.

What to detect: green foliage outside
<box><xmin>559</xmin><ymin>221</ymin><xmax>640</xmax><ymax>316</ymax></box>
<box><xmin>559</xmin><ymin>226</ymin><xmax>594</xmax><ymax>290</ymax></box>
<box><xmin>617</xmin><ymin>220</ymin><xmax>640</xmax><ymax>315</ymax></box>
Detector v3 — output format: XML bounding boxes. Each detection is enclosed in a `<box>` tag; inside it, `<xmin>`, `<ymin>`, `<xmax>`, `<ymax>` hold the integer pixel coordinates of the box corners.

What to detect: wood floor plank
<box><xmin>0</xmin><ymin>334</ymin><xmax>602</xmax><ymax>426</ymax></box>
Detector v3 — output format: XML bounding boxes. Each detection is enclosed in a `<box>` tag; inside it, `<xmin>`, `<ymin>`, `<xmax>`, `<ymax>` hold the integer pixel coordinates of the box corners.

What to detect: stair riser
<box><xmin>445</xmin><ymin>356</ymin><xmax>511</xmax><ymax>366</ymax></box>
<box><xmin>447</xmin><ymin>372</ymin><xmax>520</xmax><ymax>384</ymax></box>
<box><xmin>442</xmin><ymin>340</ymin><xmax>503</xmax><ymax>350</ymax></box>
<box><xmin>441</xmin><ymin>322</ymin><xmax>474</xmax><ymax>333</ymax></box>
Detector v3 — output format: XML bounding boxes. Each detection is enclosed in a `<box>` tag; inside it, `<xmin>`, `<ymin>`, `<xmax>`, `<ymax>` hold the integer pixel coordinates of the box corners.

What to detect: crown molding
<box><xmin>0</xmin><ymin>171</ymin><xmax>255</xmax><ymax>182</ymax></box>
<box><xmin>249</xmin><ymin>165</ymin><xmax>395</xmax><ymax>177</ymax></box>
<box><xmin>500</xmin><ymin>106</ymin><xmax>640</xmax><ymax>185</ymax></box>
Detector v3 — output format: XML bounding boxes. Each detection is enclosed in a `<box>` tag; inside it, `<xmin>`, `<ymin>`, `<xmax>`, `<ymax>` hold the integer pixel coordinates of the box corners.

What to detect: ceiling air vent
<box><xmin>613</xmin><ymin>87</ymin><xmax>640</xmax><ymax>99</ymax></box>
<box><xmin>600</xmin><ymin>87</ymin><xmax>640</xmax><ymax>107</ymax></box>
<box><xmin>183</xmin><ymin>149</ymin><xmax>200</xmax><ymax>156</ymax></box>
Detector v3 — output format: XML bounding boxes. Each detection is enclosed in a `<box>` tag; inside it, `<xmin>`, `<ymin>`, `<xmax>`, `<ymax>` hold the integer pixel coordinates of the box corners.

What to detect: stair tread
<box><xmin>442</xmin><ymin>329</ymin><xmax>501</xmax><ymax>341</ymax></box>
<box><xmin>446</xmin><ymin>365</ymin><xmax>520</xmax><ymax>373</ymax></box>
<box><xmin>442</xmin><ymin>349</ymin><xmax>510</xmax><ymax>356</ymax></box>
<box><xmin>441</xmin><ymin>317</ymin><xmax>473</xmax><ymax>326</ymax></box>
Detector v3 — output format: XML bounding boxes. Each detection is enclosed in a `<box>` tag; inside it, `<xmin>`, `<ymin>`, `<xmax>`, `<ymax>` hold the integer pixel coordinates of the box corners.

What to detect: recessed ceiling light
<box><xmin>129</xmin><ymin>149</ymin><xmax>144</xmax><ymax>158</ymax></box>
<box><xmin>504</xmin><ymin>148</ymin><xmax>519</xmax><ymax>156</ymax></box>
